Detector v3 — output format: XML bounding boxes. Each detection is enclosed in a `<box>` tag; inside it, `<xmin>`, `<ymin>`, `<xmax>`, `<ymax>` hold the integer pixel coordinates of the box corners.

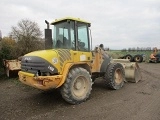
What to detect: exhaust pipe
<box><xmin>45</xmin><ymin>20</ymin><xmax>53</xmax><ymax>49</ymax></box>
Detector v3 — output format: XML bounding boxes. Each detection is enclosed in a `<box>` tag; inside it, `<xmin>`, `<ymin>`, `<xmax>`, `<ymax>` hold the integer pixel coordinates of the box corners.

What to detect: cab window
<box><xmin>77</xmin><ymin>23</ymin><xmax>89</xmax><ymax>51</ymax></box>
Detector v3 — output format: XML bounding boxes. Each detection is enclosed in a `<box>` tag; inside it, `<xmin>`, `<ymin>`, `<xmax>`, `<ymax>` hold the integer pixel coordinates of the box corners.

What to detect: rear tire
<box><xmin>133</xmin><ymin>55</ymin><xmax>143</xmax><ymax>62</ymax></box>
<box><xmin>105</xmin><ymin>63</ymin><xmax>125</xmax><ymax>90</ymax></box>
<box><xmin>60</xmin><ymin>67</ymin><xmax>92</xmax><ymax>104</ymax></box>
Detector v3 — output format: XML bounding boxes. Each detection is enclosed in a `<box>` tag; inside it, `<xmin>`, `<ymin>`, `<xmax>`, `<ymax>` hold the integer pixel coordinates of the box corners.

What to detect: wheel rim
<box><xmin>73</xmin><ymin>76</ymin><xmax>89</xmax><ymax>98</ymax></box>
<box><xmin>114</xmin><ymin>68</ymin><xmax>123</xmax><ymax>84</ymax></box>
<box><xmin>126</xmin><ymin>56</ymin><xmax>131</xmax><ymax>60</ymax></box>
<box><xmin>135</xmin><ymin>57</ymin><xmax>140</xmax><ymax>61</ymax></box>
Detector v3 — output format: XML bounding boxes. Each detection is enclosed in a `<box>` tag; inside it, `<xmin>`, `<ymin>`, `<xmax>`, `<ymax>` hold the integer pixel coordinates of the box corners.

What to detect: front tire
<box><xmin>60</xmin><ymin>67</ymin><xmax>92</xmax><ymax>104</ymax></box>
<box><xmin>125</xmin><ymin>54</ymin><xmax>133</xmax><ymax>62</ymax></box>
<box><xmin>105</xmin><ymin>63</ymin><xmax>125</xmax><ymax>90</ymax></box>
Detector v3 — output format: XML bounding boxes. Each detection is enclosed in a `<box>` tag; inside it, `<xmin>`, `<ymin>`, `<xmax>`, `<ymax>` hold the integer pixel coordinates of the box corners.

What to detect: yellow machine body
<box><xmin>18</xmin><ymin>17</ymin><xmax>141</xmax><ymax>91</ymax></box>
<box><xmin>19</xmin><ymin>49</ymin><xmax>93</xmax><ymax>90</ymax></box>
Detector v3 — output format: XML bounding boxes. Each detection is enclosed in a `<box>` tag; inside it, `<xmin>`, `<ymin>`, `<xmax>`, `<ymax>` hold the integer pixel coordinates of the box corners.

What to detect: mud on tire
<box><xmin>60</xmin><ymin>67</ymin><xmax>92</xmax><ymax>104</ymax></box>
<box><xmin>105</xmin><ymin>63</ymin><xmax>125</xmax><ymax>90</ymax></box>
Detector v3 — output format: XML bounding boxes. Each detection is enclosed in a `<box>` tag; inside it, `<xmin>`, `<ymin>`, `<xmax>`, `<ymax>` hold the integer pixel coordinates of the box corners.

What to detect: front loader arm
<box><xmin>91</xmin><ymin>46</ymin><xmax>111</xmax><ymax>73</ymax></box>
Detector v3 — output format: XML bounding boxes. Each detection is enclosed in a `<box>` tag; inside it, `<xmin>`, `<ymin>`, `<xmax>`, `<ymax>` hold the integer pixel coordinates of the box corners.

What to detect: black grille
<box><xmin>21</xmin><ymin>61</ymin><xmax>45</xmax><ymax>74</ymax></box>
<box><xmin>21</xmin><ymin>56</ymin><xmax>58</xmax><ymax>75</ymax></box>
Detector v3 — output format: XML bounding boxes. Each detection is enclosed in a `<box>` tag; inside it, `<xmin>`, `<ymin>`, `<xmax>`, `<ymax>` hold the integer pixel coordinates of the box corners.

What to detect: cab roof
<box><xmin>51</xmin><ymin>17</ymin><xmax>91</xmax><ymax>25</ymax></box>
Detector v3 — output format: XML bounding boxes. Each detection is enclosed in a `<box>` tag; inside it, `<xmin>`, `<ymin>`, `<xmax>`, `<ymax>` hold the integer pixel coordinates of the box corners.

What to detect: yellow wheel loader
<box><xmin>18</xmin><ymin>17</ymin><xmax>141</xmax><ymax>104</ymax></box>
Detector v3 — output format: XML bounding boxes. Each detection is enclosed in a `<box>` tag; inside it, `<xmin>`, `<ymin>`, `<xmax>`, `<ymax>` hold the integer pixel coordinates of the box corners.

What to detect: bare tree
<box><xmin>10</xmin><ymin>19</ymin><xmax>44</xmax><ymax>56</ymax></box>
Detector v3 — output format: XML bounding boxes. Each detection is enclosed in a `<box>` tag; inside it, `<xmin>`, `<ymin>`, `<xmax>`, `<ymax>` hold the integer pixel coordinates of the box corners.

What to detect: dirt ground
<box><xmin>0</xmin><ymin>62</ymin><xmax>160</xmax><ymax>120</ymax></box>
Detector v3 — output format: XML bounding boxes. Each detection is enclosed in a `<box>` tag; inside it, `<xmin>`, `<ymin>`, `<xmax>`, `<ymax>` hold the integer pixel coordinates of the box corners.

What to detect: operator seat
<box><xmin>63</xmin><ymin>37</ymin><xmax>70</xmax><ymax>49</ymax></box>
<box><xmin>78</xmin><ymin>40</ymin><xmax>86</xmax><ymax>51</ymax></box>
<box><xmin>56</xmin><ymin>35</ymin><xmax>70</xmax><ymax>49</ymax></box>
<box><xmin>56</xmin><ymin>35</ymin><xmax>63</xmax><ymax>48</ymax></box>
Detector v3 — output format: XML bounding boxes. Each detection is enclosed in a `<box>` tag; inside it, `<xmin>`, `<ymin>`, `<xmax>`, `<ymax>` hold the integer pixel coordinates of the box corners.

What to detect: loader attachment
<box><xmin>3</xmin><ymin>59</ymin><xmax>21</xmax><ymax>77</ymax></box>
<box><xmin>112</xmin><ymin>59</ymin><xmax>142</xmax><ymax>83</ymax></box>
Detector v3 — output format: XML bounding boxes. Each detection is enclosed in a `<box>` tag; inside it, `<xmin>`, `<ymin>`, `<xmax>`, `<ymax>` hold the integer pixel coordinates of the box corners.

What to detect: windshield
<box><xmin>52</xmin><ymin>20</ymin><xmax>90</xmax><ymax>51</ymax></box>
<box><xmin>52</xmin><ymin>21</ymin><xmax>75</xmax><ymax>49</ymax></box>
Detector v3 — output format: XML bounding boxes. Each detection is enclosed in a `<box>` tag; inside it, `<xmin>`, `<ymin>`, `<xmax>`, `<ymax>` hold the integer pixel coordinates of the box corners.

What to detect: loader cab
<box><xmin>45</xmin><ymin>17</ymin><xmax>91</xmax><ymax>52</ymax></box>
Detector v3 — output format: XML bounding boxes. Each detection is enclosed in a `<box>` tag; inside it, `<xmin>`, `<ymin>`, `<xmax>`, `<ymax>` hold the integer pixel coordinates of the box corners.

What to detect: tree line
<box><xmin>121</xmin><ymin>47</ymin><xmax>158</xmax><ymax>52</ymax></box>
<box><xmin>0</xmin><ymin>19</ymin><xmax>45</xmax><ymax>66</ymax></box>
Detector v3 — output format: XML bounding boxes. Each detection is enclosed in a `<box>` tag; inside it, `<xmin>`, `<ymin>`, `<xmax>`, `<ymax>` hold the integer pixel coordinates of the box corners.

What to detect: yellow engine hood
<box><xmin>25</xmin><ymin>49</ymin><xmax>58</xmax><ymax>65</ymax></box>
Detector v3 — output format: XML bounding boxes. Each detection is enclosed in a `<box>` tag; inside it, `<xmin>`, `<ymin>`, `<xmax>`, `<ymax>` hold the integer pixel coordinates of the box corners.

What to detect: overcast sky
<box><xmin>1</xmin><ymin>0</ymin><xmax>160</xmax><ymax>49</ymax></box>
